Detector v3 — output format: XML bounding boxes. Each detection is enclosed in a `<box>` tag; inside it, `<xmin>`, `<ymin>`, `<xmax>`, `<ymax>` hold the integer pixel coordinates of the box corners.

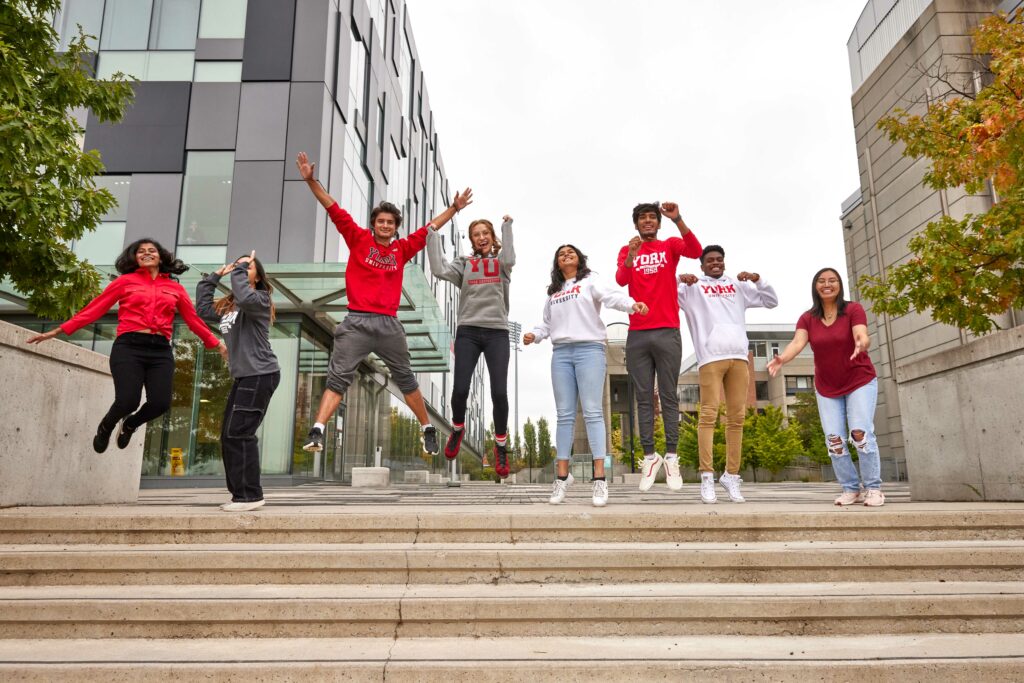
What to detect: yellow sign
<box><xmin>170</xmin><ymin>448</ymin><xmax>185</xmax><ymax>476</ymax></box>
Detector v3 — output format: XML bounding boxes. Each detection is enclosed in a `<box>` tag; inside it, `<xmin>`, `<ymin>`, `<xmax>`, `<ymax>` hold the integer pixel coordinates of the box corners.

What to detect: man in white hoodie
<box><xmin>678</xmin><ymin>245</ymin><xmax>778</xmax><ymax>504</ymax></box>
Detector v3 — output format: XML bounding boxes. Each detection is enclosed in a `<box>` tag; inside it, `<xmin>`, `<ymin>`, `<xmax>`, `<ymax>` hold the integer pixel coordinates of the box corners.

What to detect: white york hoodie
<box><xmin>530</xmin><ymin>274</ymin><xmax>635</xmax><ymax>345</ymax></box>
<box><xmin>677</xmin><ymin>274</ymin><xmax>778</xmax><ymax>367</ymax></box>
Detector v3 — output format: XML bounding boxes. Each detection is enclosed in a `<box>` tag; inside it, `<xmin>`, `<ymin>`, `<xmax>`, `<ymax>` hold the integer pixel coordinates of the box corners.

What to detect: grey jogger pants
<box><xmin>625</xmin><ymin>327</ymin><xmax>682</xmax><ymax>455</ymax></box>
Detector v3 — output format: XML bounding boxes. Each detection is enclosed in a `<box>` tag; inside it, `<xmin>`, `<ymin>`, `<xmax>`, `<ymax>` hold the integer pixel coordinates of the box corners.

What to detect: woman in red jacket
<box><xmin>27</xmin><ymin>239</ymin><xmax>226</xmax><ymax>453</ymax></box>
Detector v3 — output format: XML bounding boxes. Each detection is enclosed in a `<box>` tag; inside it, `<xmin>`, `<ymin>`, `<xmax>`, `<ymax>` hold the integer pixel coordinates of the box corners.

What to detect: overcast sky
<box><xmin>405</xmin><ymin>0</ymin><xmax>866</xmax><ymax>437</ymax></box>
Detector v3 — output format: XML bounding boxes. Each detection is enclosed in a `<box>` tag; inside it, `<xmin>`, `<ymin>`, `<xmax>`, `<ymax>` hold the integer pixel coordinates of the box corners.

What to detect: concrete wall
<box><xmin>0</xmin><ymin>321</ymin><xmax>143</xmax><ymax>507</ymax></box>
<box><xmin>895</xmin><ymin>327</ymin><xmax>1024</xmax><ymax>500</ymax></box>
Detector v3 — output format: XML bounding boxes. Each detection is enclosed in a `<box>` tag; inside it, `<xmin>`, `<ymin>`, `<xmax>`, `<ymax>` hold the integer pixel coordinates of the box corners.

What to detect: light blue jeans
<box><xmin>552</xmin><ymin>342</ymin><xmax>607</xmax><ymax>461</ymax></box>
<box><xmin>815</xmin><ymin>378</ymin><xmax>881</xmax><ymax>491</ymax></box>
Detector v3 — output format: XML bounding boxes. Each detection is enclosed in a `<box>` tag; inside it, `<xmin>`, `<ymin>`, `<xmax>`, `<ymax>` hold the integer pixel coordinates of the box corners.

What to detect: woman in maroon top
<box><xmin>767</xmin><ymin>268</ymin><xmax>884</xmax><ymax>507</ymax></box>
<box><xmin>27</xmin><ymin>239</ymin><xmax>226</xmax><ymax>453</ymax></box>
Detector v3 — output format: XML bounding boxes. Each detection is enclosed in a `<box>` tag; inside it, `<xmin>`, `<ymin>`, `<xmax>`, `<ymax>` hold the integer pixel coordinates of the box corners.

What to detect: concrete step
<box><xmin>2</xmin><ymin>540</ymin><xmax>1023</xmax><ymax>585</ymax></box>
<box><xmin>2</xmin><ymin>506</ymin><xmax>1023</xmax><ymax>544</ymax></box>
<box><xmin>0</xmin><ymin>634</ymin><xmax>1022</xmax><ymax>681</ymax></box>
<box><xmin>1</xmin><ymin>581</ymin><xmax>1022</xmax><ymax>638</ymax></box>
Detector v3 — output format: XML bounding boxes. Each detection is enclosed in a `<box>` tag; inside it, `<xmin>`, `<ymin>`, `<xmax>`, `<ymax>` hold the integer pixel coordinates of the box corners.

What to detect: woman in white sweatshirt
<box><xmin>524</xmin><ymin>244</ymin><xmax>648</xmax><ymax>506</ymax></box>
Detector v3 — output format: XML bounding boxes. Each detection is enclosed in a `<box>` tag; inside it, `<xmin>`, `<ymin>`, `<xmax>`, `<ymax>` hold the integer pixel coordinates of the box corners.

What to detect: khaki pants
<box><xmin>697</xmin><ymin>359</ymin><xmax>749</xmax><ymax>474</ymax></box>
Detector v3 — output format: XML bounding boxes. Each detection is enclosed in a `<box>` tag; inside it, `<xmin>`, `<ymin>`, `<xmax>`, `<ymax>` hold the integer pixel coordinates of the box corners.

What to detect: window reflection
<box><xmin>179</xmin><ymin>152</ymin><xmax>234</xmax><ymax>246</ymax></box>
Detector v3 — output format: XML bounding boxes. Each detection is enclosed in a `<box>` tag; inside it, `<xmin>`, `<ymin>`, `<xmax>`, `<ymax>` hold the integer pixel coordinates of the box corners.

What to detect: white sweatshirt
<box><xmin>677</xmin><ymin>274</ymin><xmax>778</xmax><ymax>367</ymax></box>
<box><xmin>530</xmin><ymin>274</ymin><xmax>635</xmax><ymax>346</ymax></box>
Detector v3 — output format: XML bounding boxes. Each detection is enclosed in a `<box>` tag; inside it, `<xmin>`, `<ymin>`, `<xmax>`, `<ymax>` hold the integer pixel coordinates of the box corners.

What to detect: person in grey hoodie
<box><xmin>196</xmin><ymin>252</ymin><xmax>280</xmax><ymax>512</ymax></box>
<box><xmin>427</xmin><ymin>212</ymin><xmax>515</xmax><ymax>477</ymax></box>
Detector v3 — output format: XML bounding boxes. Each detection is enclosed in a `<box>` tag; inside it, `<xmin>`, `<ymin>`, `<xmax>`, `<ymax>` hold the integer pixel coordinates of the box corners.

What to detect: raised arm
<box><xmin>426</xmin><ymin>229</ymin><xmax>464</xmax><ymax>285</ymax></box>
<box><xmin>499</xmin><ymin>215</ymin><xmax>515</xmax><ymax>268</ymax></box>
<box><xmin>296</xmin><ymin>152</ymin><xmax>335</xmax><ymax>209</ymax></box>
<box><xmin>737</xmin><ymin>272</ymin><xmax>778</xmax><ymax>309</ymax></box>
<box><xmin>230</xmin><ymin>253</ymin><xmax>271</xmax><ymax>313</ymax></box>
<box><xmin>195</xmin><ymin>267</ymin><xmax>229</xmax><ymax>324</ymax></box>
<box><xmin>767</xmin><ymin>328</ymin><xmax>809</xmax><ymax>377</ymax></box>
<box><xmin>615</xmin><ymin>239</ymin><xmax>641</xmax><ymax>286</ymax></box>
<box><xmin>428</xmin><ymin>188</ymin><xmax>472</xmax><ymax>232</ymax></box>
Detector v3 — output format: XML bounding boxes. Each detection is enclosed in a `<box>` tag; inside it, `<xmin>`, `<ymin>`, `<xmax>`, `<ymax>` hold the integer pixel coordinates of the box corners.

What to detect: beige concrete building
<box><xmin>840</xmin><ymin>0</ymin><xmax>1023</xmax><ymax>481</ymax></box>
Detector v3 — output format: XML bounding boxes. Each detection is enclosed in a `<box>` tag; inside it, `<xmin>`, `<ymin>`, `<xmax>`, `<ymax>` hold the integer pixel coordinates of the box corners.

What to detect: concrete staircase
<box><xmin>1</xmin><ymin>503</ymin><xmax>1023</xmax><ymax>681</ymax></box>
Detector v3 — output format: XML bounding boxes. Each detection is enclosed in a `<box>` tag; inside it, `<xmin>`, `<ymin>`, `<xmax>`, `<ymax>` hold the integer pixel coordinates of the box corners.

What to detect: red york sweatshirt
<box><xmin>615</xmin><ymin>233</ymin><xmax>702</xmax><ymax>330</ymax></box>
<box><xmin>60</xmin><ymin>269</ymin><xmax>220</xmax><ymax>347</ymax></box>
<box><xmin>328</xmin><ymin>202</ymin><xmax>429</xmax><ymax>316</ymax></box>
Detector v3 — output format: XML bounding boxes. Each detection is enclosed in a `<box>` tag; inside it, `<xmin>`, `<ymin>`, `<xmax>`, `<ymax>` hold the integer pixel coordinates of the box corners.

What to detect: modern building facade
<box><xmin>841</xmin><ymin>0</ymin><xmax>1023</xmax><ymax>480</ymax></box>
<box><xmin>0</xmin><ymin>0</ymin><xmax>488</xmax><ymax>484</ymax></box>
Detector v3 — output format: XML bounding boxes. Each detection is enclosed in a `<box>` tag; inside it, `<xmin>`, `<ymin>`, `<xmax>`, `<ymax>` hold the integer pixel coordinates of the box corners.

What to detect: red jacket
<box><xmin>328</xmin><ymin>202</ymin><xmax>429</xmax><ymax>316</ymax></box>
<box><xmin>615</xmin><ymin>233</ymin><xmax>702</xmax><ymax>330</ymax></box>
<box><xmin>60</xmin><ymin>269</ymin><xmax>220</xmax><ymax>348</ymax></box>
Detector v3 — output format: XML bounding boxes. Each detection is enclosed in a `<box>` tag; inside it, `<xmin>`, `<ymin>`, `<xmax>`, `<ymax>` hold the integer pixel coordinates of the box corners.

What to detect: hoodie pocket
<box><xmin>705</xmin><ymin>323</ymin><xmax>749</xmax><ymax>356</ymax></box>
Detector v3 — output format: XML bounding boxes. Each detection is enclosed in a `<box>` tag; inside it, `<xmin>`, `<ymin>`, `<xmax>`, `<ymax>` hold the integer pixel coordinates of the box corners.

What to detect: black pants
<box><xmin>625</xmin><ymin>327</ymin><xmax>682</xmax><ymax>454</ymax></box>
<box><xmin>221</xmin><ymin>372</ymin><xmax>280</xmax><ymax>502</ymax></box>
<box><xmin>101</xmin><ymin>332</ymin><xmax>175</xmax><ymax>433</ymax></box>
<box><xmin>451</xmin><ymin>325</ymin><xmax>509</xmax><ymax>435</ymax></box>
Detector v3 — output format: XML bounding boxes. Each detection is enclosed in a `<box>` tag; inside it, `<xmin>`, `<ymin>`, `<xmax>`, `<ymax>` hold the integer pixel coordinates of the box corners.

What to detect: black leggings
<box><xmin>100</xmin><ymin>332</ymin><xmax>175</xmax><ymax>432</ymax></box>
<box><xmin>451</xmin><ymin>325</ymin><xmax>509</xmax><ymax>435</ymax></box>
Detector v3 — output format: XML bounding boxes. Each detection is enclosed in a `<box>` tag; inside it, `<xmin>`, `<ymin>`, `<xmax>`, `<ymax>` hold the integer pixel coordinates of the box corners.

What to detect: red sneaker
<box><xmin>494</xmin><ymin>443</ymin><xmax>510</xmax><ymax>478</ymax></box>
<box><xmin>444</xmin><ymin>429</ymin><xmax>464</xmax><ymax>460</ymax></box>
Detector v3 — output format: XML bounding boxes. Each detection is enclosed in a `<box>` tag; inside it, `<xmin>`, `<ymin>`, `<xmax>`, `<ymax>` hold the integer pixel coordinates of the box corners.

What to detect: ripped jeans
<box><xmin>815</xmin><ymin>378</ymin><xmax>881</xmax><ymax>492</ymax></box>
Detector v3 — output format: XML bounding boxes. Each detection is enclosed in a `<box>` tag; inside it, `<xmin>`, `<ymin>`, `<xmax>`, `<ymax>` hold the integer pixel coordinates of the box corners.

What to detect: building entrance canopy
<box><xmin>0</xmin><ymin>262</ymin><xmax>451</xmax><ymax>372</ymax></box>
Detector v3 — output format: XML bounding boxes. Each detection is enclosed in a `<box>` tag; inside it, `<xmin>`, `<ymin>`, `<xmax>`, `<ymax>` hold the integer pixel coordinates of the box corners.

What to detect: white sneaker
<box><xmin>221</xmin><ymin>500</ymin><xmax>266</xmax><ymax>512</ymax></box>
<box><xmin>549</xmin><ymin>473</ymin><xmax>574</xmax><ymax>504</ymax></box>
<box><xmin>719</xmin><ymin>473</ymin><xmax>746</xmax><ymax>503</ymax></box>
<box><xmin>638</xmin><ymin>455</ymin><xmax>663</xmax><ymax>492</ymax></box>
<box><xmin>664</xmin><ymin>457</ymin><xmax>682</xmax><ymax>491</ymax></box>
<box><xmin>834</xmin><ymin>490</ymin><xmax>865</xmax><ymax>506</ymax></box>
<box><xmin>700</xmin><ymin>473</ymin><xmax>717</xmax><ymax>504</ymax></box>
<box><xmin>592</xmin><ymin>479</ymin><xmax>608</xmax><ymax>507</ymax></box>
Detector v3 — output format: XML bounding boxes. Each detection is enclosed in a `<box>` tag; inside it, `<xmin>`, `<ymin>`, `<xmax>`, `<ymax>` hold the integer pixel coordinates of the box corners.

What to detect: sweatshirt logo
<box><xmin>551</xmin><ymin>284</ymin><xmax>581</xmax><ymax>303</ymax></box>
<box><xmin>701</xmin><ymin>283</ymin><xmax>736</xmax><ymax>298</ymax></box>
<box><xmin>634</xmin><ymin>251</ymin><xmax>667</xmax><ymax>275</ymax></box>
<box><xmin>467</xmin><ymin>257</ymin><xmax>500</xmax><ymax>285</ymax></box>
<box><xmin>219</xmin><ymin>310</ymin><xmax>238</xmax><ymax>335</ymax></box>
<box><xmin>365</xmin><ymin>246</ymin><xmax>399</xmax><ymax>271</ymax></box>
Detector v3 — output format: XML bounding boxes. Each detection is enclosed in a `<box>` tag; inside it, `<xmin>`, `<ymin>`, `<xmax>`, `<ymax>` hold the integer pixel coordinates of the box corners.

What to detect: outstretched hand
<box><xmin>766</xmin><ymin>356</ymin><xmax>783</xmax><ymax>377</ymax></box>
<box><xmin>523</xmin><ymin>333</ymin><xmax>535</xmax><ymax>346</ymax></box>
<box><xmin>452</xmin><ymin>188</ymin><xmax>474</xmax><ymax>212</ymax></box>
<box><xmin>25</xmin><ymin>329</ymin><xmax>60</xmax><ymax>345</ymax></box>
<box><xmin>295</xmin><ymin>152</ymin><xmax>315</xmax><ymax>181</ymax></box>
<box><xmin>678</xmin><ymin>273</ymin><xmax>698</xmax><ymax>286</ymax></box>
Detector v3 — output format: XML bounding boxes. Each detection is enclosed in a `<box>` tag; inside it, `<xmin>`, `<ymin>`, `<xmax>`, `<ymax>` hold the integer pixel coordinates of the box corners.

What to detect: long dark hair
<box><xmin>809</xmin><ymin>267</ymin><xmax>848</xmax><ymax>320</ymax></box>
<box><xmin>214</xmin><ymin>256</ymin><xmax>276</xmax><ymax>322</ymax></box>
<box><xmin>547</xmin><ymin>244</ymin><xmax>591</xmax><ymax>296</ymax></box>
<box><xmin>114</xmin><ymin>238</ymin><xmax>187</xmax><ymax>276</ymax></box>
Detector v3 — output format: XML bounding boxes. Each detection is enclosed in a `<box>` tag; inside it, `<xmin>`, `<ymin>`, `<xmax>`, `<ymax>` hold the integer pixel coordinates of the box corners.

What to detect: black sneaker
<box><xmin>494</xmin><ymin>443</ymin><xmax>509</xmax><ymax>478</ymax></box>
<box><xmin>302</xmin><ymin>426</ymin><xmax>324</xmax><ymax>452</ymax></box>
<box><xmin>115</xmin><ymin>420</ymin><xmax>136</xmax><ymax>449</ymax></box>
<box><xmin>421</xmin><ymin>425</ymin><xmax>439</xmax><ymax>455</ymax></box>
<box><xmin>93</xmin><ymin>421</ymin><xmax>114</xmax><ymax>454</ymax></box>
<box><xmin>444</xmin><ymin>429</ymin><xmax>464</xmax><ymax>460</ymax></box>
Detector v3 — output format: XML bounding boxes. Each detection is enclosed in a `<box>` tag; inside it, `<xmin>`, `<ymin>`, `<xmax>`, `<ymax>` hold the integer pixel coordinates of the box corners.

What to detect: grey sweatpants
<box><xmin>326</xmin><ymin>312</ymin><xmax>418</xmax><ymax>396</ymax></box>
<box><xmin>625</xmin><ymin>327</ymin><xmax>682</xmax><ymax>455</ymax></box>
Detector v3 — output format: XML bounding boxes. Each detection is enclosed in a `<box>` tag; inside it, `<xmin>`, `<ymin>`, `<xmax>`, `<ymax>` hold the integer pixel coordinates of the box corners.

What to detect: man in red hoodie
<box><xmin>616</xmin><ymin>201</ymin><xmax>702</xmax><ymax>492</ymax></box>
<box><xmin>295</xmin><ymin>152</ymin><xmax>470</xmax><ymax>456</ymax></box>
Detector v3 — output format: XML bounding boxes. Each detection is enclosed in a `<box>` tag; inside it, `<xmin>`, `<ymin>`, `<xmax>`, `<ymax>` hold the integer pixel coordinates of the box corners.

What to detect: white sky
<box><xmin>406</xmin><ymin>0</ymin><xmax>866</xmax><ymax>437</ymax></box>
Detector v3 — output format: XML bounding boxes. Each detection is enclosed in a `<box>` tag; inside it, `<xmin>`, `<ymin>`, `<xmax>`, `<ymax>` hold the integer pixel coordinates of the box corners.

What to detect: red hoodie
<box><xmin>60</xmin><ymin>269</ymin><xmax>219</xmax><ymax>348</ymax></box>
<box><xmin>615</xmin><ymin>233</ymin><xmax>702</xmax><ymax>330</ymax></box>
<box><xmin>328</xmin><ymin>202</ymin><xmax>429</xmax><ymax>316</ymax></box>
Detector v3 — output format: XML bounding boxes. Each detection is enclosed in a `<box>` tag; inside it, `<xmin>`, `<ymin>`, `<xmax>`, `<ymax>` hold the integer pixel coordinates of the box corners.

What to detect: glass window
<box><xmin>73</xmin><ymin>222</ymin><xmax>126</xmax><ymax>265</ymax></box>
<box><xmin>388</xmin><ymin>140</ymin><xmax>407</xmax><ymax>206</ymax></box>
<box><xmin>678</xmin><ymin>384</ymin><xmax>700</xmax><ymax>404</ymax></box>
<box><xmin>371</xmin><ymin>0</ymin><xmax>386</xmax><ymax>51</ymax></box>
<box><xmin>97</xmin><ymin>51</ymin><xmax>194</xmax><ymax>80</ymax></box>
<box><xmin>179</xmin><ymin>152</ymin><xmax>233</xmax><ymax>247</ymax></box>
<box><xmin>101</xmin><ymin>0</ymin><xmax>154</xmax><ymax>50</ymax></box>
<box><xmin>198</xmin><ymin>0</ymin><xmax>247</xmax><ymax>39</ymax></box>
<box><xmin>376</xmin><ymin>99</ymin><xmax>386</xmax><ymax>172</ymax></box>
<box><xmin>94</xmin><ymin>175</ymin><xmax>131</xmax><ymax>221</ymax></box>
<box><xmin>193</xmin><ymin>60</ymin><xmax>242</xmax><ymax>82</ymax></box>
<box><xmin>755</xmin><ymin>381</ymin><xmax>770</xmax><ymax>401</ymax></box>
<box><xmin>785</xmin><ymin>375</ymin><xmax>815</xmax><ymax>396</ymax></box>
<box><xmin>748</xmin><ymin>341</ymin><xmax>767</xmax><ymax>358</ymax></box>
<box><xmin>176</xmin><ymin>245</ymin><xmax>226</xmax><ymax>264</ymax></box>
<box><xmin>149</xmin><ymin>0</ymin><xmax>200</xmax><ymax>49</ymax></box>
<box><xmin>343</xmin><ymin>126</ymin><xmax>372</xmax><ymax>227</ymax></box>
<box><xmin>96</xmin><ymin>51</ymin><xmax>147</xmax><ymax>79</ymax></box>
<box><xmin>348</xmin><ymin>26</ymin><xmax>369</xmax><ymax>126</ymax></box>
<box><xmin>57</xmin><ymin>0</ymin><xmax>105</xmax><ymax>51</ymax></box>
<box><xmin>293</xmin><ymin>332</ymin><xmax>332</xmax><ymax>478</ymax></box>
<box><xmin>399</xmin><ymin>31</ymin><xmax>412</xmax><ymax>120</ymax></box>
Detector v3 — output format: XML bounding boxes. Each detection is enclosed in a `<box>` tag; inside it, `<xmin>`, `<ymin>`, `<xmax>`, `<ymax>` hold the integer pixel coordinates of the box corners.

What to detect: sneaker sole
<box><xmin>701</xmin><ymin>497</ymin><xmax>717</xmax><ymax>504</ymax></box>
<box><xmin>302</xmin><ymin>443</ymin><xmax>323</xmax><ymax>452</ymax></box>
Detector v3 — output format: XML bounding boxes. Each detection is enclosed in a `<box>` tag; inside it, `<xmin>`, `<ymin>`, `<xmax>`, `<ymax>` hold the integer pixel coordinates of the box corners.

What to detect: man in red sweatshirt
<box><xmin>295</xmin><ymin>152</ymin><xmax>470</xmax><ymax>456</ymax></box>
<box><xmin>616</xmin><ymin>201</ymin><xmax>702</xmax><ymax>492</ymax></box>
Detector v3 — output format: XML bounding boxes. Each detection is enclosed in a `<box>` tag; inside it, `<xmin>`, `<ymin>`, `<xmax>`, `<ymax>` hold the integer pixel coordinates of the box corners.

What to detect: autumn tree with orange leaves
<box><xmin>861</xmin><ymin>10</ymin><xmax>1024</xmax><ymax>335</ymax></box>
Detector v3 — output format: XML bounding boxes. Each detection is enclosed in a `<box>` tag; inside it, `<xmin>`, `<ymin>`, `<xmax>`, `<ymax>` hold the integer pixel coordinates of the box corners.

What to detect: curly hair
<box><xmin>631</xmin><ymin>201</ymin><xmax>662</xmax><ymax>226</ymax></box>
<box><xmin>114</xmin><ymin>238</ymin><xmax>187</xmax><ymax>276</ymax></box>
<box><xmin>547</xmin><ymin>244</ymin><xmax>591</xmax><ymax>296</ymax></box>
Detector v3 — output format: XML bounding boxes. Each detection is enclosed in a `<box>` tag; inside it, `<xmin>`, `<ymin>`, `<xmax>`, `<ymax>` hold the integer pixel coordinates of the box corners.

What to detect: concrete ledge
<box><xmin>621</xmin><ymin>473</ymin><xmax>643</xmax><ymax>487</ymax></box>
<box><xmin>427</xmin><ymin>474</ymin><xmax>443</xmax><ymax>485</ymax></box>
<box><xmin>403</xmin><ymin>470</ymin><xmax>429</xmax><ymax>484</ymax></box>
<box><xmin>350</xmin><ymin>467</ymin><xmax>389</xmax><ymax>488</ymax></box>
<box><xmin>0</xmin><ymin>321</ymin><xmax>143</xmax><ymax>507</ymax></box>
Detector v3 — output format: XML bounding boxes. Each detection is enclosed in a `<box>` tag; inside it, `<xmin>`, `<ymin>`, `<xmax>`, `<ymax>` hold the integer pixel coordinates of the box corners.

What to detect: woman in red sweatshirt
<box><xmin>27</xmin><ymin>238</ymin><xmax>226</xmax><ymax>453</ymax></box>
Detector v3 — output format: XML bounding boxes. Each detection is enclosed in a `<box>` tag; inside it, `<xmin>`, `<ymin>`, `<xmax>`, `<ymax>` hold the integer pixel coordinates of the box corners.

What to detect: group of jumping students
<box><xmin>27</xmin><ymin>152</ymin><xmax>884</xmax><ymax>511</ymax></box>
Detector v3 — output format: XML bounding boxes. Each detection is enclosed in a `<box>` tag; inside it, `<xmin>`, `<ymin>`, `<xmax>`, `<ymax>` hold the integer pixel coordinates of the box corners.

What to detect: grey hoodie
<box><xmin>427</xmin><ymin>218</ymin><xmax>514</xmax><ymax>330</ymax></box>
<box><xmin>196</xmin><ymin>264</ymin><xmax>279</xmax><ymax>379</ymax></box>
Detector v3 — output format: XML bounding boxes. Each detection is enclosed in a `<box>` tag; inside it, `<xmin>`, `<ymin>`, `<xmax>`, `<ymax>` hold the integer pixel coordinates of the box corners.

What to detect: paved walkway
<box><xmin>134</xmin><ymin>481</ymin><xmax>911</xmax><ymax>507</ymax></box>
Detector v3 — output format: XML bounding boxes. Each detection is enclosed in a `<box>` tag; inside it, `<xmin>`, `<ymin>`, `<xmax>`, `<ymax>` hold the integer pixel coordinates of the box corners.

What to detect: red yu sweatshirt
<box><xmin>615</xmin><ymin>233</ymin><xmax>702</xmax><ymax>330</ymax></box>
<box><xmin>328</xmin><ymin>203</ymin><xmax>430</xmax><ymax>316</ymax></box>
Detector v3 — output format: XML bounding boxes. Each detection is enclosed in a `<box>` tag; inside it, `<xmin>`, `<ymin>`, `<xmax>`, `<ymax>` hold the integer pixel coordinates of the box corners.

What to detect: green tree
<box><xmin>610</xmin><ymin>412</ymin><xmax>643</xmax><ymax>469</ymax></box>
<box><xmin>536</xmin><ymin>416</ymin><xmax>553</xmax><ymax>468</ymax></box>
<box><xmin>0</xmin><ymin>0</ymin><xmax>135</xmax><ymax>319</ymax></box>
<box><xmin>788</xmin><ymin>392</ymin><xmax>830</xmax><ymax>465</ymax></box>
<box><xmin>742</xmin><ymin>405</ymin><xmax>805</xmax><ymax>480</ymax></box>
<box><xmin>862</xmin><ymin>10</ymin><xmax>1024</xmax><ymax>335</ymax></box>
<box><xmin>522</xmin><ymin>418</ymin><xmax>537</xmax><ymax>465</ymax></box>
<box><xmin>677</xmin><ymin>408</ymin><xmax>726</xmax><ymax>474</ymax></box>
